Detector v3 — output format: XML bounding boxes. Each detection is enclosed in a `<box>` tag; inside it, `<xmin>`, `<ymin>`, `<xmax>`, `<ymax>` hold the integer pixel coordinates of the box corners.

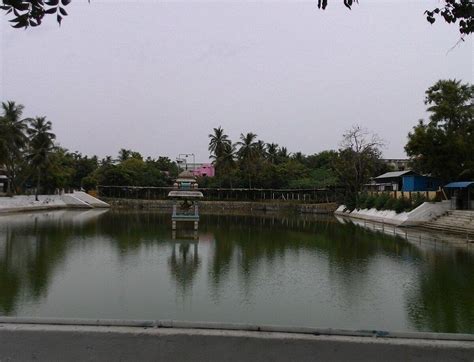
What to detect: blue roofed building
<box><xmin>444</xmin><ymin>181</ymin><xmax>474</xmax><ymax>210</ymax></box>
<box><xmin>367</xmin><ymin>170</ymin><xmax>443</xmax><ymax>192</ymax></box>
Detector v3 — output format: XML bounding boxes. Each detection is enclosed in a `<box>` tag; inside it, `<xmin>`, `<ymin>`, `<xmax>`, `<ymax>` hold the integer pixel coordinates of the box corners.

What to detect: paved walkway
<box><xmin>1</xmin><ymin>321</ymin><xmax>473</xmax><ymax>361</ymax></box>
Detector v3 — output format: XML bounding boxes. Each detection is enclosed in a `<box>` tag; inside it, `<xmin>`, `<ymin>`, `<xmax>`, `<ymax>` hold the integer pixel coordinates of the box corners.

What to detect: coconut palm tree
<box><xmin>0</xmin><ymin>101</ymin><xmax>28</xmax><ymax>194</ymax></box>
<box><xmin>266</xmin><ymin>143</ymin><xmax>279</xmax><ymax>164</ymax></box>
<box><xmin>236</xmin><ymin>133</ymin><xmax>258</xmax><ymax>162</ymax></box>
<box><xmin>255</xmin><ymin>140</ymin><xmax>267</xmax><ymax>158</ymax></box>
<box><xmin>278</xmin><ymin>146</ymin><xmax>290</xmax><ymax>161</ymax></box>
<box><xmin>27</xmin><ymin>117</ymin><xmax>56</xmax><ymax>200</ymax></box>
<box><xmin>208</xmin><ymin>126</ymin><xmax>231</xmax><ymax>160</ymax></box>
<box><xmin>237</xmin><ymin>132</ymin><xmax>258</xmax><ymax>188</ymax></box>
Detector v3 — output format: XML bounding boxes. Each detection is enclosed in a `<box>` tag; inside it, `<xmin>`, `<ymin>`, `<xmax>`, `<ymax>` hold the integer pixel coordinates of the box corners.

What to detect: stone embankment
<box><xmin>0</xmin><ymin>318</ymin><xmax>472</xmax><ymax>362</ymax></box>
<box><xmin>0</xmin><ymin>192</ymin><xmax>110</xmax><ymax>214</ymax></box>
<box><xmin>335</xmin><ymin>201</ymin><xmax>451</xmax><ymax>227</ymax></box>
<box><xmin>103</xmin><ymin>198</ymin><xmax>337</xmax><ymax>214</ymax></box>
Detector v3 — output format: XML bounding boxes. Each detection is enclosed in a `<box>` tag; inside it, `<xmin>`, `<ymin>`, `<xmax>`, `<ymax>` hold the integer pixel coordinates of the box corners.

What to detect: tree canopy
<box><xmin>2</xmin><ymin>0</ymin><xmax>472</xmax><ymax>35</ymax></box>
<box><xmin>405</xmin><ymin>79</ymin><xmax>474</xmax><ymax>182</ymax></box>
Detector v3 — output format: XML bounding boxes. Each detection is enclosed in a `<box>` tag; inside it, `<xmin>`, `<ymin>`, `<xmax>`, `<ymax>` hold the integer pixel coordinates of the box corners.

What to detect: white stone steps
<box><xmin>422</xmin><ymin>210</ymin><xmax>474</xmax><ymax>235</ymax></box>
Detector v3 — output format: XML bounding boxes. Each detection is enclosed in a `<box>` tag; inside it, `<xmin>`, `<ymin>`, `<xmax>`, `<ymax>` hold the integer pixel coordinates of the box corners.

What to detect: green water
<box><xmin>0</xmin><ymin>209</ymin><xmax>473</xmax><ymax>333</ymax></box>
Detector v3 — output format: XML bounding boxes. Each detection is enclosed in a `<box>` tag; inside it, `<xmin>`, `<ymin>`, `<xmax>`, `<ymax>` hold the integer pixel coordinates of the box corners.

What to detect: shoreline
<box><xmin>0</xmin><ymin>192</ymin><xmax>110</xmax><ymax>214</ymax></box>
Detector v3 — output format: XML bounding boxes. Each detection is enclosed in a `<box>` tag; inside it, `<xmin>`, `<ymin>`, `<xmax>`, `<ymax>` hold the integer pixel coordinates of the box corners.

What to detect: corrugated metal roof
<box><xmin>444</xmin><ymin>181</ymin><xmax>474</xmax><ymax>189</ymax></box>
<box><xmin>374</xmin><ymin>170</ymin><xmax>414</xmax><ymax>179</ymax></box>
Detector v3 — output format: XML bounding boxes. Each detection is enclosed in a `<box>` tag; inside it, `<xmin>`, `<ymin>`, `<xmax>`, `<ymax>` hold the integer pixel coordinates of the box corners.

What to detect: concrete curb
<box><xmin>0</xmin><ymin>317</ymin><xmax>472</xmax><ymax>342</ymax></box>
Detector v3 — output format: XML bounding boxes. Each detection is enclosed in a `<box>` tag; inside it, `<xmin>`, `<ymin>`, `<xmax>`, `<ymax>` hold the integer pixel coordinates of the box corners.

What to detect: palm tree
<box><xmin>0</xmin><ymin>101</ymin><xmax>28</xmax><ymax>194</ymax></box>
<box><xmin>278</xmin><ymin>146</ymin><xmax>290</xmax><ymax>161</ymax></box>
<box><xmin>237</xmin><ymin>132</ymin><xmax>258</xmax><ymax>188</ymax></box>
<box><xmin>27</xmin><ymin>117</ymin><xmax>56</xmax><ymax>200</ymax></box>
<box><xmin>255</xmin><ymin>140</ymin><xmax>267</xmax><ymax>158</ymax></box>
<box><xmin>208</xmin><ymin>126</ymin><xmax>231</xmax><ymax>160</ymax></box>
<box><xmin>292</xmin><ymin>152</ymin><xmax>305</xmax><ymax>163</ymax></box>
<box><xmin>266</xmin><ymin>143</ymin><xmax>279</xmax><ymax>164</ymax></box>
<box><xmin>209</xmin><ymin>140</ymin><xmax>234</xmax><ymax>186</ymax></box>
<box><xmin>236</xmin><ymin>132</ymin><xmax>258</xmax><ymax>161</ymax></box>
<box><xmin>118</xmin><ymin>148</ymin><xmax>132</xmax><ymax>162</ymax></box>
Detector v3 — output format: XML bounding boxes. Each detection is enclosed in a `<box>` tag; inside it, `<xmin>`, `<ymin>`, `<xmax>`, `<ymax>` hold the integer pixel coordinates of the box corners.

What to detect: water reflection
<box><xmin>169</xmin><ymin>229</ymin><xmax>200</xmax><ymax>296</ymax></box>
<box><xmin>0</xmin><ymin>210</ymin><xmax>472</xmax><ymax>333</ymax></box>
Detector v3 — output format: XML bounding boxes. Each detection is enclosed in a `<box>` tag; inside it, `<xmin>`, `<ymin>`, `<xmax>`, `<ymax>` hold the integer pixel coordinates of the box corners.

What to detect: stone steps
<box><xmin>423</xmin><ymin>210</ymin><xmax>474</xmax><ymax>235</ymax></box>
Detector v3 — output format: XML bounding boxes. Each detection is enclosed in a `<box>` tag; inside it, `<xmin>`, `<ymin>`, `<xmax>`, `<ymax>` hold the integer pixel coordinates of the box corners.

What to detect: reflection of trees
<box><xmin>96</xmin><ymin>211</ymin><xmax>169</xmax><ymax>254</ymax></box>
<box><xmin>203</xmin><ymin>214</ymin><xmax>422</xmax><ymax>289</ymax></box>
<box><xmin>0</xmin><ymin>216</ymin><xmax>76</xmax><ymax>314</ymax></box>
<box><xmin>168</xmin><ymin>242</ymin><xmax>200</xmax><ymax>295</ymax></box>
<box><xmin>406</xmin><ymin>251</ymin><xmax>474</xmax><ymax>333</ymax></box>
<box><xmin>0</xmin><ymin>211</ymin><xmax>105</xmax><ymax>315</ymax></box>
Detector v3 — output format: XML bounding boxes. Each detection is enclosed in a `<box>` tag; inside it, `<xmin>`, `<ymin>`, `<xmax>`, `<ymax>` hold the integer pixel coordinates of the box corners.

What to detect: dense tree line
<box><xmin>0</xmin><ymin>101</ymin><xmax>178</xmax><ymax>195</ymax></box>
<box><xmin>1</xmin><ymin>79</ymin><xmax>471</xmax><ymax>201</ymax></box>
<box><xmin>204</xmin><ymin>124</ymin><xmax>388</xmax><ymax>206</ymax></box>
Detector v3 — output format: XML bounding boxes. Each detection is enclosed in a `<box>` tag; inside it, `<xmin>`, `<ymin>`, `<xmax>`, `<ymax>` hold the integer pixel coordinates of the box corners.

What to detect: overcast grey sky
<box><xmin>1</xmin><ymin>0</ymin><xmax>472</xmax><ymax>161</ymax></box>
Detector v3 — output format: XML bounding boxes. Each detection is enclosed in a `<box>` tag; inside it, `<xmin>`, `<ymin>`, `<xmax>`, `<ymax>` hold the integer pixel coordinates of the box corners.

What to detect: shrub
<box><xmin>383</xmin><ymin>197</ymin><xmax>396</xmax><ymax>210</ymax></box>
<box><xmin>412</xmin><ymin>193</ymin><xmax>427</xmax><ymax>209</ymax></box>
<box><xmin>81</xmin><ymin>176</ymin><xmax>97</xmax><ymax>191</ymax></box>
<box><xmin>344</xmin><ymin>194</ymin><xmax>357</xmax><ymax>212</ymax></box>
<box><xmin>357</xmin><ymin>193</ymin><xmax>368</xmax><ymax>210</ymax></box>
<box><xmin>393</xmin><ymin>197</ymin><xmax>412</xmax><ymax>213</ymax></box>
<box><xmin>365</xmin><ymin>195</ymin><xmax>377</xmax><ymax>209</ymax></box>
<box><xmin>374</xmin><ymin>194</ymin><xmax>390</xmax><ymax>210</ymax></box>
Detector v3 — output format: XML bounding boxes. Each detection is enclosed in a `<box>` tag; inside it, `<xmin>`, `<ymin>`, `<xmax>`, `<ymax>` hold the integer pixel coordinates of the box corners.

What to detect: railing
<box><xmin>365</xmin><ymin>190</ymin><xmax>440</xmax><ymax>201</ymax></box>
<box><xmin>98</xmin><ymin>185</ymin><xmax>339</xmax><ymax>203</ymax></box>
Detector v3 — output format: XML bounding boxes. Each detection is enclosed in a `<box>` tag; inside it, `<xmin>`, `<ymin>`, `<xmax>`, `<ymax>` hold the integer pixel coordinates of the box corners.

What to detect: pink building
<box><xmin>190</xmin><ymin>163</ymin><xmax>215</xmax><ymax>177</ymax></box>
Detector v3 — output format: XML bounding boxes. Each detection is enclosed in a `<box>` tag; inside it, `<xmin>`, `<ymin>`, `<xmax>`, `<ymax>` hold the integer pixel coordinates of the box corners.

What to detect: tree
<box><xmin>266</xmin><ymin>143</ymin><xmax>279</xmax><ymax>164</ymax></box>
<box><xmin>2</xmin><ymin>0</ymin><xmax>472</xmax><ymax>35</ymax></box>
<box><xmin>0</xmin><ymin>101</ymin><xmax>28</xmax><ymax>194</ymax></box>
<box><xmin>333</xmin><ymin>125</ymin><xmax>384</xmax><ymax>208</ymax></box>
<box><xmin>27</xmin><ymin>117</ymin><xmax>56</xmax><ymax>200</ymax></box>
<box><xmin>277</xmin><ymin>147</ymin><xmax>290</xmax><ymax>164</ymax></box>
<box><xmin>118</xmin><ymin>148</ymin><xmax>132</xmax><ymax>162</ymax></box>
<box><xmin>405</xmin><ymin>79</ymin><xmax>474</xmax><ymax>182</ymax></box>
<box><xmin>236</xmin><ymin>132</ymin><xmax>259</xmax><ymax>188</ymax></box>
<box><xmin>208</xmin><ymin>127</ymin><xmax>231</xmax><ymax>160</ymax></box>
<box><xmin>255</xmin><ymin>140</ymin><xmax>267</xmax><ymax>158</ymax></box>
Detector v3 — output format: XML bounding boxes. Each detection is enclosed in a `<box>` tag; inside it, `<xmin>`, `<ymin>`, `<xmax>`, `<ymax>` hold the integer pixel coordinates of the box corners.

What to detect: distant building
<box><xmin>182</xmin><ymin>163</ymin><xmax>215</xmax><ymax>178</ymax></box>
<box><xmin>444</xmin><ymin>181</ymin><xmax>474</xmax><ymax>210</ymax></box>
<box><xmin>381</xmin><ymin>159</ymin><xmax>410</xmax><ymax>171</ymax></box>
<box><xmin>366</xmin><ymin>170</ymin><xmax>443</xmax><ymax>192</ymax></box>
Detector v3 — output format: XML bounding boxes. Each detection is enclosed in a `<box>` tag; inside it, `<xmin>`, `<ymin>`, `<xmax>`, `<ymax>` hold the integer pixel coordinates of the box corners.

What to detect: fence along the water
<box><xmin>98</xmin><ymin>186</ymin><xmax>337</xmax><ymax>203</ymax></box>
<box><xmin>366</xmin><ymin>190</ymin><xmax>440</xmax><ymax>201</ymax></box>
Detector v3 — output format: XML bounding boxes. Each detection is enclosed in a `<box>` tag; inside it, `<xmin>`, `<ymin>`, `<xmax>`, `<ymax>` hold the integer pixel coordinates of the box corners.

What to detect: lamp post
<box><xmin>177</xmin><ymin>153</ymin><xmax>195</xmax><ymax>171</ymax></box>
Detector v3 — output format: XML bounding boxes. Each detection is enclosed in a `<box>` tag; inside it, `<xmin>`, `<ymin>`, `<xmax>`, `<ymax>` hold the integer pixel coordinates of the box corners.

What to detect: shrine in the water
<box><xmin>168</xmin><ymin>170</ymin><xmax>203</xmax><ymax>231</ymax></box>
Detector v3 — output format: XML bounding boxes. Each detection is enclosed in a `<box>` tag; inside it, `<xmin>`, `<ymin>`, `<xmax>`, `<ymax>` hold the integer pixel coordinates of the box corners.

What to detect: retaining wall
<box><xmin>0</xmin><ymin>192</ymin><xmax>110</xmax><ymax>214</ymax></box>
<box><xmin>335</xmin><ymin>201</ymin><xmax>451</xmax><ymax>226</ymax></box>
<box><xmin>103</xmin><ymin>198</ymin><xmax>337</xmax><ymax>214</ymax></box>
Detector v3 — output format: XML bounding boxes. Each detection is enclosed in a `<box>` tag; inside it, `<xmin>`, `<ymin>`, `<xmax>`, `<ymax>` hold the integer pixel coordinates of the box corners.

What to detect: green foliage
<box><xmin>393</xmin><ymin>197</ymin><xmax>412</xmax><ymax>214</ymax></box>
<box><xmin>374</xmin><ymin>193</ymin><xmax>390</xmax><ymax>210</ymax></box>
<box><xmin>81</xmin><ymin>175</ymin><xmax>97</xmax><ymax>191</ymax></box>
<box><xmin>412</xmin><ymin>193</ymin><xmax>427</xmax><ymax>209</ymax></box>
<box><xmin>405</xmin><ymin>80</ymin><xmax>474</xmax><ymax>182</ymax></box>
<box><xmin>365</xmin><ymin>195</ymin><xmax>376</xmax><ymax>209</ymax></box>
<box><xmin>383</xmin><ymin>197</ymin><xmax>395</xmax><ymax>210</ymax></box>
